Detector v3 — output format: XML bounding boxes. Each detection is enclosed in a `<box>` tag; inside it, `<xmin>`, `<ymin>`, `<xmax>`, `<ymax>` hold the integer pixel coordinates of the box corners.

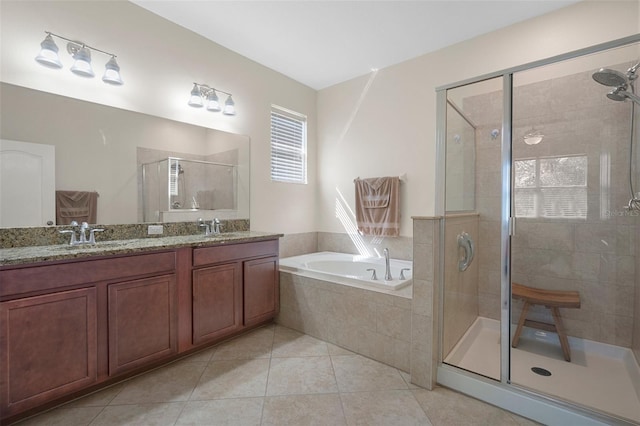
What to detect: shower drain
<box><xmin>531</xmin><ymin>367</ymin><xmax>552</xmax><ymax>377</ymax></box>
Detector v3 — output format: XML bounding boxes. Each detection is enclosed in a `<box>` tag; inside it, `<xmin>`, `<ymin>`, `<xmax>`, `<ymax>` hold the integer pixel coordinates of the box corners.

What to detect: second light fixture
<box><xmin>188</xmin><ymin>83</ymin><xmax>236</xmax><ymax>116</ymax></box>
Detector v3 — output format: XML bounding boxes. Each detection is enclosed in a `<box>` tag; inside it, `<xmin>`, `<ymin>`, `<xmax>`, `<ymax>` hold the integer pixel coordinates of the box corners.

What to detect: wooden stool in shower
<box><xmin>511</xmin><ymin>283</ymin><xmax>581</xmax><ymax>362</ymax></box>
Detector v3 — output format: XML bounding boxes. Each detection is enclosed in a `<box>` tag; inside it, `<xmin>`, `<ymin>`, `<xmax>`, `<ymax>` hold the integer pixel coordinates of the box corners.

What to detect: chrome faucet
<box><xmin>383</xmin><ymin>248</ymin><xmax>393</xmax><ymax>281</ymax></box>
<box><xmin>59</xmin><ymin>221</ymin><xmax>103</xmax><ymax>245</ymax></box>
<box><xmin>79</xmin><ymin>222</ymin><xmax>90</xmax><ymax>243</ymax></box>
<box><xmin>59</xmin><ymin>220</ymin><xmax>79</xmax><ymax>245</ymax></box>
<box><xmin>212</xmin><ymin>218</ymin><xmax>222</xmax><ymax>235</ymax></box>
<box><xmin>198</xmin><ymin>218</ymin><xmax>211</xmax><ymax>236</ymax></box>
<box><xmin>89</xmin><ymin>228</ymin><xmax>105</xmax><ymax>244</ymax></box>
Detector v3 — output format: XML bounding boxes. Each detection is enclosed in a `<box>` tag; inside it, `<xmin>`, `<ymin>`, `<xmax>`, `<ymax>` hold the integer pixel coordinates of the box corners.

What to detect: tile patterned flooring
<box><xmin>16</xmin><ymin>325</ymin><xmax>538</xmax><ymax>426</ymax></box>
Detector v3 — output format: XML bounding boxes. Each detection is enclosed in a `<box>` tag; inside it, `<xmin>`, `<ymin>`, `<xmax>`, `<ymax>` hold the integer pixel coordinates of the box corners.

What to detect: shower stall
<box><xmin>436</xmin><ymin>35</ymin><xmax>640</xmax><ymax>425</ymax></box>
<box><xmin>141</xmin><ymin>157</ymin><xmax>239</xmax><ymax>223</ymax></box>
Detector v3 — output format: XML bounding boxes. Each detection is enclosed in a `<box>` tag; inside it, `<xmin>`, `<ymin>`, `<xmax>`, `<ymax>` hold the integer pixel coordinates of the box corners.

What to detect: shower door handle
<box><xmin>457</xmin><ymin>232</ymin><xmax>475</xmax><ymax>272</ymax></box>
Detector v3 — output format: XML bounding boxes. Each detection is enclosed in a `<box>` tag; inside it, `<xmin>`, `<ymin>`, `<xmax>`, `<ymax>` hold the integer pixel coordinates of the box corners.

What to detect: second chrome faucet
<box><xmin>198</xmin><ymin>218</ymin><xmax>222</xmax><ymax>236</ymax></box>
<box><xmin>59</xmin><ymin>221</ymin><xmax>104</xmax><ymax>245</ymax></box>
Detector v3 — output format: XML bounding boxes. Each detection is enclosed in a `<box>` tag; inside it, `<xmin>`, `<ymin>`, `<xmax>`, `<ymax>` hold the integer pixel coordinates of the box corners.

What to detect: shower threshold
<box><xmin>444</xmin><ymin>317</ymin><xmax>640</xmax><ymax>423</ymax></box>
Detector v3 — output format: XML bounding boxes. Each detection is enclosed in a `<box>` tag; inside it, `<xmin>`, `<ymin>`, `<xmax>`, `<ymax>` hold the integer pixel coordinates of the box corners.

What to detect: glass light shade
<box><xmin>223</xmin><ymin>95</ymin><xmax>236</xmax><ymax>116</ymax></box>
<box><xmin>188</xmin><ymin>84</ymin><xmax>203</xmax><ymax>107</ymax></box>
<box><xmin>206</xmin><ymin>91</ymin><xmax>221</xmax><ymax>112</ymax></box>
<box><xmin>102</xmin><ymin>56</ymin><xmax>123</xmax><ymax>85</ymax></box>
<box><xmin>524</xmin><ymin>131</ymin><xmax>544</xmax><ymax>145</ymax></box>
<box><xmin>35</xmin><ymin>34</ymin><xmax>63</xmax><ymax>69</ymax></box>
<box><xmin>70</xmin><ymin>46</ymin><xmax>94</xmax><ymax>78</ymax></box>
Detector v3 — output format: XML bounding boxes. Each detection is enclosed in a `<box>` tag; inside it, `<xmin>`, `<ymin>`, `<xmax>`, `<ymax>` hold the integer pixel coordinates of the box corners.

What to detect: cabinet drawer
<box><xmin>0</xmin><ymin>251</ymin><xmax>176</xmax><ymax>298</ymax></box>
<box><xmin>193</xmin><ymin>239</ymin><xmax>278</xmax><ymax>267</ymax></box>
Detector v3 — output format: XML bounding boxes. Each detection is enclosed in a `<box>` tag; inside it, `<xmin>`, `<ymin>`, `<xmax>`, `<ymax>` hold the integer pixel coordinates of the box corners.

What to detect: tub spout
<box><xmin>383</xmin><ymin>248</ymin><xmax>393</xmax><ymax>281</ymax></box>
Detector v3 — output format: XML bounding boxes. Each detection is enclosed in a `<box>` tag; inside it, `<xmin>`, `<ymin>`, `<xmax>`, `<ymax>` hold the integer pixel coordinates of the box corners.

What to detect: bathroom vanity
<box><xmin>0</xmin><ymin>233</ymin><xmax>280</xmax><ymax>424</ymax></box>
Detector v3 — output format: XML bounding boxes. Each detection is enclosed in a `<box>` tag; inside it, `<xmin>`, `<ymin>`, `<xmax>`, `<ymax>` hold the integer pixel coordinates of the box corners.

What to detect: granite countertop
<box><xmin>0</xmin><ymin>232</ymin><xmax>282</xmax><ymax>266</ymax></box>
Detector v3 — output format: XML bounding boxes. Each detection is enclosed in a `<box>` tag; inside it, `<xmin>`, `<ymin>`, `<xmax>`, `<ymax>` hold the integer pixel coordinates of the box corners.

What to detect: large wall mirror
<box><xmin>0</xmin><ymin>83</ymin><xmax>250</xmax><ymax>227</ymax></box>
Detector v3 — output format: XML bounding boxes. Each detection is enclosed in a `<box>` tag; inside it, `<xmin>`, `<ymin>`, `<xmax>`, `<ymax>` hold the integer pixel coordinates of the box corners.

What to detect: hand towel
<box><xmin>56</xmin><ymin>190</ymin><xmax>98</xmax><ymax>224</ymax></box>
<box><xmin>355</xmin><ymin>176</ymin><xmax>400</xmax><ymax>237</ymax></box>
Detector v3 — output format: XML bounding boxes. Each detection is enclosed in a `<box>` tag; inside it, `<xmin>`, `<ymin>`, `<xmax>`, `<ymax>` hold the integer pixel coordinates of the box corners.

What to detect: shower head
<box><xmin>592</xmin><ymin>68</ymin><xmax>628</xmax><ymax>87</ymax></box>
<box><xmin>607</xmin><ymin>87</ymin><xmax>640</xmax><ymax>104</ymax></box>
<box><xmin>606</xmin><ymin>88</ymin><xmax>628</xmax><ymax>102</ymax></box>
<box><xmin>171</xmin><ymin>163</ymin><xmax>184</xmax><ymax>174</ymax></box>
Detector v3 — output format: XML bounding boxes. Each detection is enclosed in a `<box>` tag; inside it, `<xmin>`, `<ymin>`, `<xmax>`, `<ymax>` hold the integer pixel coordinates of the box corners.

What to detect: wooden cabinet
<box><xmin>0</xmin><ymin>288</ymin><xmax>97</xmax><ymax>417</ymax></box>
<box><xmin>0</xmin><ymin>237</ymin><xmax>279</xmax><ymax>423</ymax></box>
<box><xmin>192</xmin><ymin>263</ymin><xmax>242</xmax><ymax>344</ymax></box>
<box><xmin>108</xmin><ymin>275</ymin><xmax>177</xmax><ymax>376</ymax></box>
<box><xmin>191</xmin><ymin>239</ymin><xmax>279</xmax><ymax>345</ymax></box>
<box><xmin>244</xmin><ymin>256</ymin><xmax>279</xmax><ymax>327</ymax></box>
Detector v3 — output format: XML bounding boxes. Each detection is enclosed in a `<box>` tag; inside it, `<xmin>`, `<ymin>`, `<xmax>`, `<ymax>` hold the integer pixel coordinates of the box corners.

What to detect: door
<box><xmin>108</xmin><ymin>275</ymin><xmax>177</xmax><ymax>376</ymax></box>
<box><xmin>192</xmin><ymin>263</ymin><xmax>243</xmax><ymax>345</ymax></box>
<box><xmin>0</xmin><ymin>139</ymin><xmax>55</xmax><ymax>227</ymax></box>
<box><xmin>243</xmin><ymin>256</ymin><xmax>279</xmax><ymax>327</ymax></box>
<box><xmin>0</xmin><ymin>288</ymin><xmax>97</xmax><ymax>417</ymax></box>
<box><xmin>441</xmin><ymin>77</ymin><xmax>505</xmax><ymax>381</ymax></box>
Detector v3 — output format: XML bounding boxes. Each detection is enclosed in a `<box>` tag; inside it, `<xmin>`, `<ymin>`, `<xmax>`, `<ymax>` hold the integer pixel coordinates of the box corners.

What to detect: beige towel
<box><xmin>355</xmin><ymin>177</ymin><xmax>400</xmax><ymax>237</ymax></box>
<box><xmin>56</xmin><ymin>191</ymin><xmax>98</xmax><ymax>224</ymax></box>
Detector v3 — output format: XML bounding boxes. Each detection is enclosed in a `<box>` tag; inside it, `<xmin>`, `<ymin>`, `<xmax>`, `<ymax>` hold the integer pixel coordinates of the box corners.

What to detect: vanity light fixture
<box><xmin>188</xmin><ymin>83</ymin><xmax>236</xmax><ymax>116</ymax></box>
<box><xmin>35</xmin><ymin>31</ymin><xmax>123</xmax><ymax>85</ymax></box>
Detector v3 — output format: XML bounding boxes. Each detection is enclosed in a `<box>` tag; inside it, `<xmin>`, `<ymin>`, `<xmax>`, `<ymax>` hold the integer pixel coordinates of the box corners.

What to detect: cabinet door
<box><xmin>108</xmin><ymin>275</ymin><xmax>177</xmax><ymax>376</ymax></box>
<box><xmin>192</xmin><ymin>263</ymin><xmax>242</xmax><ymax>345</ymax></box>
<box><xmin>244</xmin><ymin>256</ymin><xmax>279</xmax><ymax>327</ymax></box>
<box><xmin>0</xmin><ymin>288</ymin><xmax>97</xmax><ymax>417</ymax></box>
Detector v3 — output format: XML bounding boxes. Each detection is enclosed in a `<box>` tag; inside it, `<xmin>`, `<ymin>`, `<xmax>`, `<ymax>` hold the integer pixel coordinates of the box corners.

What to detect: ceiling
<box><xmin>131</xmin><ymin>0</ymin><xmax>580</xmax><ymax>90</ymax></box>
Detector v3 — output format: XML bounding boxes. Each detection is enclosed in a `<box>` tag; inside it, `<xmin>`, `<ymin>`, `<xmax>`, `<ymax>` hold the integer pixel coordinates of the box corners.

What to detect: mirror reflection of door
<box><xmin>0</xmin><ymin>139</ymin><xmax>55</xmax><ymax>227</ymax></box>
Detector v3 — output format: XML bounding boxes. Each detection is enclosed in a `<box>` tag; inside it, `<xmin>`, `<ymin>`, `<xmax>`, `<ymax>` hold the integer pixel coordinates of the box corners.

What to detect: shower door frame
<box><xmin>435</xmin><ymin>33</ymin><xmax>640</xmax><ymax>426</ymax></box>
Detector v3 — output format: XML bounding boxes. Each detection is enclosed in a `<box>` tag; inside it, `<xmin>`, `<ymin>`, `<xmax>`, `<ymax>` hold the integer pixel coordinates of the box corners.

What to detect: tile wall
<box><xmin>276</xmin><ymin>272</ymin><xmax>412</xmax><ymax>372</ymax></box>
<box><xmin>410</xmin><ymin>217</ymin><xmax>440</xmax><ymax>389</ymax></box>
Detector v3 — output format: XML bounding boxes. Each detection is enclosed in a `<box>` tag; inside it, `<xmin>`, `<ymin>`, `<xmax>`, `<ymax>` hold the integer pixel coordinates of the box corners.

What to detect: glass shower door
<box><xmin>509</xmin><ymin>45</ymin><xmax>640</xmax><ymax>422</ymax></box>
<box><xmin>441</xmin><ymin>77</ymin><xmax>504</xmax><ymax>380</ymax></box>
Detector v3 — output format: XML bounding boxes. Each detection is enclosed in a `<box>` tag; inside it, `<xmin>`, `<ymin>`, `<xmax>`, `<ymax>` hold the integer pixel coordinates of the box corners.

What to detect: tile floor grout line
<box><xmin>259</xmin><ymin>326</ymin><xmax>276</xmax><ymax>425</ymax></box>
<box><xmin>329</xmin><ymin>352</ymin><xmax>351</xmax><ymax>425</ymax></box>
<box><xmin>171</xmin><ymin>346</ymin><xmax>217</xmax><ymax>425</ymax></box>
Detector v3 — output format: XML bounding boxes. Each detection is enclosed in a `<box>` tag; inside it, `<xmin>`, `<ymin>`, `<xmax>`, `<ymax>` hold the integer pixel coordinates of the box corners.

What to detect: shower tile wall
<box><xmin>462</xmin><ymin>89</ymin><xmax>503</xmax><ymax>323</ymax></box>
<box><xmin>463</xmin><ymin>66</ymin><xmax>638</xmax><ymax>348</ymax></box>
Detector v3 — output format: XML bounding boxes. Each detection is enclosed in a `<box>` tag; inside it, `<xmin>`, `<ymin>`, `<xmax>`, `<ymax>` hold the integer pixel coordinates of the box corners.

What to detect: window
<box><xmin>270</xmin><ymin>106</ymin><xmax>307</xmax><ymax>184</ymax></box>
<box><xmin>514</xmin><ymin>155</ymin><xmax>587</xmax><ymax>219</ymax></box>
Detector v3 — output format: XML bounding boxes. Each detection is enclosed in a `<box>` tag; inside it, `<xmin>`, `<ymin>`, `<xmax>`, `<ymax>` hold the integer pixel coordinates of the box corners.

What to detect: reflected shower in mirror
<box><xmin>0</xmin><ymin>82</ymin><xmax>250</xmax><ymax>227</ymax></box>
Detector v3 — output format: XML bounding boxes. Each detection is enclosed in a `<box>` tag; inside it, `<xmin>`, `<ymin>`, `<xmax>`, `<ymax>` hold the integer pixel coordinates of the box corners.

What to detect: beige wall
<box><xmin>0</xmin><ymin>0</ymin><xmax>317</xmax><ymax>234</ymax></box>
<box><xmin>317</xmin><ymin>1</ymin><xmax>640</xmax><ymax>242</ymax></box>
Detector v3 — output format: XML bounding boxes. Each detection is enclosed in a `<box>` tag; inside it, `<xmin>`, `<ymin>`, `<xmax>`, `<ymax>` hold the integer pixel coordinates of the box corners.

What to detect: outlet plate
<box><xmin>147</xmin><ymin>225</ymin><xmax>164</xmax><ymax>235</ymax></box>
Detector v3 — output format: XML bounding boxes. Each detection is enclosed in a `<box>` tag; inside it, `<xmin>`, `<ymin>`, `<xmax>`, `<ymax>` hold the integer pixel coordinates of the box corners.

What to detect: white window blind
<box><xmin>271</xmin><ymin>106</ymin><xmax>307</xmax><ymax>184</ymax></box>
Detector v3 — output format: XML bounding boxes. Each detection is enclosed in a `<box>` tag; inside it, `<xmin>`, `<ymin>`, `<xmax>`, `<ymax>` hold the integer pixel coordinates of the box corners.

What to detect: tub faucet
<box><xmin>383</xmin><ymin>248</ymin><xmax>393</xmax><ymax>281</ymax></box>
